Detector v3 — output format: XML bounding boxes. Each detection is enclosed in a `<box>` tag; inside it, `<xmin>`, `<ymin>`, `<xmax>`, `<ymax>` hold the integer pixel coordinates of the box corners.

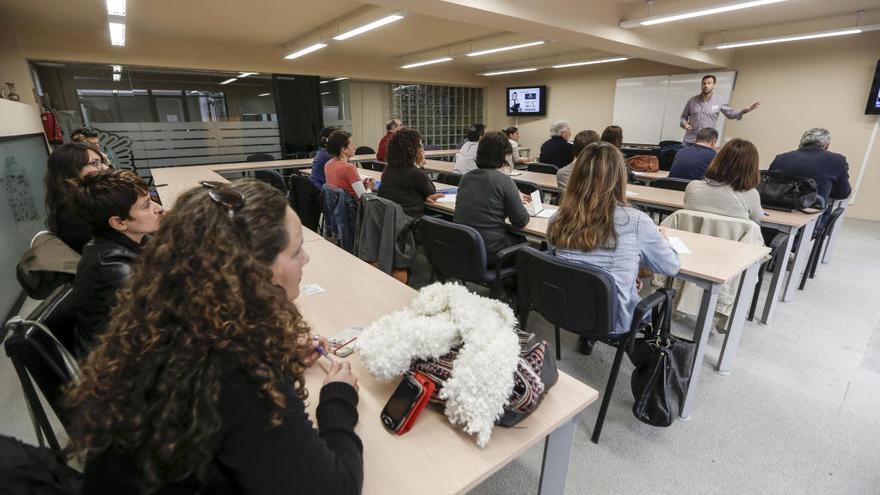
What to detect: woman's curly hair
<box><xmin>66</xmin><ymin>179</ymin><xmax>312</xmax><ymax>491</ymax></box>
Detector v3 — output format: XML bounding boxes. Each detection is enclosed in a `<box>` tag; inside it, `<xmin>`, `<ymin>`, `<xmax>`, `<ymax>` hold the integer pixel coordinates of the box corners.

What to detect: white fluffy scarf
<box><xmin>355</xmin><ymin>282</ymin><xmax>521</xmax><ymax>447</ymax></box>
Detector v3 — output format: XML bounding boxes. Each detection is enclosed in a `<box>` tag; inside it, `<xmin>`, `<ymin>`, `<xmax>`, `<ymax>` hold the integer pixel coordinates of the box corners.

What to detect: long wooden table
<box><xmin>152</xmin><ymin>165</ymin><xmax>599</xmax><ymax>495</ymax></box>
<box><xmin>426</xmin><ymin>198</ymin><xmax>769</xmax><ymax>419</ymax></box>
<box><xmin>209</xmin><ymin>149</ymin><xmax>459</xmax><ymax>174</ymax></box>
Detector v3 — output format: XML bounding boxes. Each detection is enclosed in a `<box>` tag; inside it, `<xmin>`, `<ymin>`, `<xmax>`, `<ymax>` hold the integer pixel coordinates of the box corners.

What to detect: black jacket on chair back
<box><xmin>72</xmin><ymin>231</ymin><xmax>143</xmax><ymax>356</ymax></box>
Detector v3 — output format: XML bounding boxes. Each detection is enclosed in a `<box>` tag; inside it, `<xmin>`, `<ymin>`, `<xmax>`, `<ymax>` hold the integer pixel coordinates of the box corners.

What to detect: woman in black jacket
<box><xmin>44</xmin><ymin>142</ymin><xmax>109</xmax><ymax>253</ymax></box>
<box><xmin>378</xmin><ymin>128</ymin><xmax>443</xmax><ymax>218</ymax></box>
<box><xmin>66</xmin><ymin>180</ymin><xmax>363</xmax><ymax>494</ymax></box>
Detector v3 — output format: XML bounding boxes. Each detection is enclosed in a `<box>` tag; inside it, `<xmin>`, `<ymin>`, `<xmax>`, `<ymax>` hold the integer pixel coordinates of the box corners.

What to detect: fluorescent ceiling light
<box><xmin>106</xmin><ymin>0</ymin><xmax>125</xmax><ymax>16</ymax></box>
<box><xmin>112</xmin><ymin>73</ymin><xmax>121</xmax><ymax>81</ymax></box>
<box><xmin>333</xmin><ymin>14</ymin><xmax>404</xmax><ymax>41</ymax></box>
<box><xmin>401</xmin><ymin>57</ymin><xmax>453</xmax><ymax>69</ymax></box>
<box><xmin>108</xmin><ymin>22</ymin><xmax>126</xmax><ymax>46</ymax></box>
<box><xmin>284</xmin><ymin>43</ymin><xmax>328</xmax><ymax>60</ymax></box>
<box><xmin>238</xmin><ymin>72</ymin><xmax>257</xmax><ymax>78</ymax></box>
<box><xmin>258</xmin><ymin>93</ymin><xmax>271</xmax><ymax>96</ymax></box>
<box><xmin>219</xmin><ymin>78</ymin><xmax>237</xmax><ymax>85</ymax></box>
<box><xmin>321</xmin><ymin>92</ymin><xmax>331</xmax><ymax>95</ymax></box>
<box><xmin>467</xmin><ymin>41</ymin><xmax>545</xmax><ymax>57</ymax></box>
<box><xmin>111</xmin><ymin>64</ymin><xmax>122</xmax><ymax>73</ymax></box>
<box><xmin>552</xmin><ymin>57</ymin><xmax>628</xmax><ymax>68</ymax></box>
<box><xmin>621</xmin><ymin>0</ymin><xmax>788</xmax><ymax>28</ymax></box>
<box><xmin>482</xmin><ymin>67</ymin><xmax>538</xmax><ymax>76</ymax></box>
<box><xmin>703</xmin><ymin>27</ymin><xmax>864</xmax><ymax>49</ymax></box>
<box><xmin>321</xmin><ymin>77</ymin><xmax>349</xmax><ymax>84</ymax></box>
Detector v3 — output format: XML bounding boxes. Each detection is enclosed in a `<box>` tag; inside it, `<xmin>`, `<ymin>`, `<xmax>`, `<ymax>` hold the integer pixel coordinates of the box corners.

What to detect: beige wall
<box><xmin>487</xmin><ymin>32</ymin><xmax>880</xmax><ymax>221</ymax></box>
<box><xmin>349</xmin><ymin>81</ymin><xmax>392</xmax><ymax>153</ymax></box>
<box><xmin>0</xmin><ymin>22</ymin><xmax>38</xmax><ymax>105</ymax></box>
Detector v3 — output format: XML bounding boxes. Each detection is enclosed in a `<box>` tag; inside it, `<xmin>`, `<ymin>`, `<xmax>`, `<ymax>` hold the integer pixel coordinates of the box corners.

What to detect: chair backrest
<box><xmin>423</xmin><ymin>144</ymin><xmax>440</xmax><ymax>151</ymax></box>
<box><xmin>308</xmin><ymin>150</ymin><xmax>318</xmax><ymax>158</ymax></box>
<box><xmin>321</xmin><ymin>184</ymin><xmax>358</xmax><ymax>251</ymax></box>
<box><xmin>514</xmin><ymin>180</ymin><xmax>542</xmax><ymax>202</ymax></box>
<box><xmin>288</xmin><ymin>175</ymin><xmax>321</xmax><ymax>231</ymax></box>
<box><xmin>658</xmin><ymin>140</ymin><xmax>681</xmax><ymax>148</ymax></box>
<box><xmin>246</xmin><ymin>153</ymin><xmax>275</xmax><ymax>162</ymax></box>
<box><xmin>436</xmin><ymin>172</ymin><xmax>462</xmax><ymax>186</ymax></box>
<box><xmin>527</xmin><ymin>163</ymin><xmax>558</xmax><ymax>175</ymax></box>
<box><xmin>419</xmin><ymin>216</ymin><xmax>490</xmax><ymax>283</ymax></box>
<box><xmin>650</xmin><ymin>177</ymin><xmax>692</xmax><ymax>191</ymax></box>
<box><xmin>355</xmin><ymin>146</ymin><xmax>375</xmax><ymax>155</ymax></box>
<box><xmin>820</xmin><ymin>206</ymin><xmax>846</xmax><ymax>239</ymax></box>
<box><xmin>516</xmin><ymin>247</ymin><xmax>617</xmax><ymax>340</ymax></box>
<box><xmin>254</xmin><ymin>169</ymin><xmax>289</xmax><ymax>196</ymax></box>
<box><xmin>657</xmin><ymin>147</ymin><xmax>680</xmax><ymax>171</ymax></box>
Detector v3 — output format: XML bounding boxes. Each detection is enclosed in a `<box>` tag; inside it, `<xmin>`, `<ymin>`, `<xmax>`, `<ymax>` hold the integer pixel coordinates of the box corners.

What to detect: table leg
<box><xmin>782</xmin><ymin>219</ymin><xmax>817</xmax><ymax>301</ymax></box>
<box><xmin>680</xmin><ymin>283</ymin><xmax>721</xmax><ymax>419</ymax></box>
<box><xmin>760</xmin><ymin>229</ymin><xmax>795</xmax><ymax>325</ymax></box>
<box><xmin>717</xmin><ymin>262</ymin><xmax>760</xmax><ymax>374</ymax></box>
<box><xmin>538</xmin><ymin>415</ymin><xmax>578</xmax><ymax>495</ymax></box>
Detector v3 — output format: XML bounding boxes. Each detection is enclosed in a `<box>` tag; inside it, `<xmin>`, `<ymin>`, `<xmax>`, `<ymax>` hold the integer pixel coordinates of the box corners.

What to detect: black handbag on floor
<box><xmin>627</xmin><ymin>289</ymin><xmax>695</xmax><ymax>427</ymax></box>
<box><xmin>757</xmin><ymin>170</ymin><xmax>823</xmax><ymax>212</ymax></box>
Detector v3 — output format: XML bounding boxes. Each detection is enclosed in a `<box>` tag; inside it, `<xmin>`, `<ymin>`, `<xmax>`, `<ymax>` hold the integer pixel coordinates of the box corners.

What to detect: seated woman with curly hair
<box><xmin>66</xmin><ymin>179</ymin><xmax>363</xmax><ymax>494</ymax></box>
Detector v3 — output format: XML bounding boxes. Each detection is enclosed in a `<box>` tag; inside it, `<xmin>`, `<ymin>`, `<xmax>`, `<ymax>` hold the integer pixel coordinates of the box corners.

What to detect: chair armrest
<box><xmin>494</xmin><ymin>243</ymin><xmax>528</xmax><ymax>281</ymax></box>
<box><xmin>624</xmin><ymin>288</ymin><xmax>675</xmax><ymax>351</ymax></box>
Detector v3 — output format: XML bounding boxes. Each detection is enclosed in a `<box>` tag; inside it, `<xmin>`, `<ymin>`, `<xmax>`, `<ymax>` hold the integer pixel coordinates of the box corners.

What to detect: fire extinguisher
<box><xmin>41</xmin><ymin>111</ymin><xmax>63</xmax><ymax>144</ymax></box>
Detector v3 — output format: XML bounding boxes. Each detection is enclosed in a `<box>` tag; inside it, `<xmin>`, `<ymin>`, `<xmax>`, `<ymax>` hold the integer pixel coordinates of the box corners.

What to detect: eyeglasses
<box><xmin>200</xmin><ymin>181</ymin><xmax>245</xmax><ymax>219</ymax></box>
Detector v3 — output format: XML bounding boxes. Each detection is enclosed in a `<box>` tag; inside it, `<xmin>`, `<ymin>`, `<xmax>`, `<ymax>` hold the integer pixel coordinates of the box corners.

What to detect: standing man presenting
<box><xmin>680</xmin><ymin>75</ymin><xmax>759</xmax><ymax>145</ymax></box>
<box><xmin>377</xmin><ymin>118</ymin><xmax>402</xmax><ymax>162</ymax></box>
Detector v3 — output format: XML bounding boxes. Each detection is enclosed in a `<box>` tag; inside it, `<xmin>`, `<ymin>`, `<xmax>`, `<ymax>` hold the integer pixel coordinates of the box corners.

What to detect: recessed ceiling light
<box><xmin>219</xmin><ymin>78</ymin><xmax>237</xmax><ymax>85</ymax></box>
<box><xmin>109</xmin><ymin>22</ymin><xmax>126</xmax><ymax>46</ymax></box>
<box><xmin>284</xmin><ymin>43</ymin><xmax>328</xmax><ymax>60</ymax></box>
<box><xmin>481</xmin><ymin>67</ymin><xmax>538</xmax><ymax>76</ymax></box>
<box><xmin>333</xmin><ymin>14</ymin><xmax>404</xmax><ymax>41</ymax></box>
<box><xmin>467</xmin><ymin>41</ymin><xmax>545</xmax><ymax>57</ymax></box>
<box><xmin>401</xmin><ymin>57</ymin><xmax>454</xmax><ymax>69</ymax></box>
<box><xmin>552</xmin><ymin>57</ymin><xmax>628</xmax><ymax>69</ymax></box>
<box><xmin>238</xmin><ymin>72</ymin><xmax>257</xmax><ymax>78</ymax></box>
<box><xmin>620</xmin><ymin>0</ymin><xmax>788</xmax><ymax>28</ymax></box>
<box><xmin>106</xmin><ymin>0</ymin><xmax>126</xmax><ymax>16</ymax></box>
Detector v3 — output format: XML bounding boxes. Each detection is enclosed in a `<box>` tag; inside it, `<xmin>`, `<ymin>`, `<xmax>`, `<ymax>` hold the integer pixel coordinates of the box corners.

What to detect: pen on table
<box><xmin>154</xmin><ymin>183</ymin><xmax>168</xmax><ymax>187</ymax></box>
<box><xmin>312</xmin><ymin>337</ymin><xmax>336</xmax><ymax>364</ymax></box>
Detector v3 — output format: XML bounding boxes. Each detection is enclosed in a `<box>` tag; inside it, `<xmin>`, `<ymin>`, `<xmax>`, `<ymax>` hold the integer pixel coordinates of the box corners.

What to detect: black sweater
<box><xmin>378</xmin><ymin>165</ymin><xmax>436</xmax><ymax>218</ymax></box>
<box><xmin>81</xmin><ymin>373</ymin><xmax>363</xmax><ymax>494</ymax></box>
<box><xmin>453</xmin><ymin>168</ymin><xmax>529</xmax><ymax>259</ymax></box>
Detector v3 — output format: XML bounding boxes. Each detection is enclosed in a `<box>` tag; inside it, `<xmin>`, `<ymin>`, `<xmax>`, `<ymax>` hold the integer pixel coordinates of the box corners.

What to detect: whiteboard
<box><xmin>612</xmin><ymin>71</ymin><xmax>737</xmax><ymax>144</ymax></box>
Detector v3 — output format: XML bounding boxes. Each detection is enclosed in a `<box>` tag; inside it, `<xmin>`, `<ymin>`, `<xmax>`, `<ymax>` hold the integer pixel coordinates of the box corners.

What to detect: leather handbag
<box><xmin>757</xmin><ymin>170</ymin><xmax>823</xmax><ymax>212</ymax></box>
<box><xmin>626</xmin><ymin>155</ymin><xmax>660</xmax><ymax>172</ymax></box>
<box><xmin>627</xmin><ymin>289</ymin><xmax>695</xmax><ymax>427</ymax></box>
<box><xmin>410</xmin><ymin>331</ymin><xmax>558</xmax><ymax>428</ymax></box>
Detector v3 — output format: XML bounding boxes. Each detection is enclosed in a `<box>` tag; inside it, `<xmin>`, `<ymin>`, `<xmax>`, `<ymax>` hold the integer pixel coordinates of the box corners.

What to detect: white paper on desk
<box><xmin>626</xmin><ymin>191</ymin><xmax>639</xmax><ymax>197</ymax></box>
<box><xmin>632</xmin><ymin>171</ymin><xmax>645</xmax><ymax>176</ymax></box>
<box><xmin>535</xmin><ymin>208</ymin><xmax>556</xmax><ymax>218</ymax></box>
<box><xmin>301</xmin><ymin>283</ymin><xmax>326</xmax><ymax>295</ymax></box>
<box><xmin>667</xmin><ymin>237</ymin><xmax>692</xmax><ymax>255</ymax></box>
<box><xmin>436</xmin><ymin>194</ymin><xmax>457</xmax><ymax>203</ymax></box>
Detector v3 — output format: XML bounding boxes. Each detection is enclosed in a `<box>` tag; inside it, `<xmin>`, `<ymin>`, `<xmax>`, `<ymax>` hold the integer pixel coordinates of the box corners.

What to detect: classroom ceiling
<box><xmin>2</xmin><ymin>0</ymin><xmax>879</xmax><ymax>80</ymax></box>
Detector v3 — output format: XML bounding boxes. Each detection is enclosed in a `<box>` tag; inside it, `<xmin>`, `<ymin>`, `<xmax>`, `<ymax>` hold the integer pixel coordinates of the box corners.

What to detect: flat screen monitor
<box><xmin>506</xmin><ymin>86</ymin><xmax>546</xmax><ymax>117</ymax></box>
<box><xmin>866</xmin><ymin>60</ymin><xmax>880</xmax><ymax>115</ymax></box>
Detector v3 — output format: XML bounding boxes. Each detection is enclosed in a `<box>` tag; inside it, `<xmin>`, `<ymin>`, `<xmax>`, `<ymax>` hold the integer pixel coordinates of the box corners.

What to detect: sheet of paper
<box><xmin>626</xmin><ymin>191</ymin><xmax>639</xmax><ymax>197</ymax></box>
<box><xmin>301</xmin><ymin>283</ymin><xmax>327</xmax><ymax>295</ymax></box>
<box><xmin>536</xmin><ymin>208</ymin><xmax>556</xmax><ymax>218</ymax></box>
<box><xmin>436</xmin><ymin>194</ymin><xmax>457</xmax><ymax>203</ymax></box>
<box><xmin>667</xmin><ymin>237</ymin><xmax>692</xmax><ymax>255</ymax></box>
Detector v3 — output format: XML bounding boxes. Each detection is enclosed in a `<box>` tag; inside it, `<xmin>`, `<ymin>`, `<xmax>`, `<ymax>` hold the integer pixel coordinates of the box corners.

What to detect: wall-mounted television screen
<box><xmin>866</xmin><ymin>60</ymin><xmax>880</xmax><ymax>115</ymax></box>
<box><xmin>507</xmin><ymin>86</ymin><xmax>546</xmax><ymax>117</ymax></box>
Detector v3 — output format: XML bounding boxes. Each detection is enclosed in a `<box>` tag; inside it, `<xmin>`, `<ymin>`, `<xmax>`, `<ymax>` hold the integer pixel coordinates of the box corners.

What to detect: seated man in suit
<box><xmin>669</xmin><ymin>127</ymin><xmax>718</xmax><ymax>180</ymax></box>
<box><xmin>768</xmin><ymin>128</ymin><xmax>852</xmax><ymax>205</ymax></box>
<box><xmin>71</xmin><ymin>169</ymin><xmax>163</xmax><ymax>356</ymax></box>
<box><xmin>538</xmin><ymin>120</ymin><xmax>574</xmax><ymax>168</ymax></box>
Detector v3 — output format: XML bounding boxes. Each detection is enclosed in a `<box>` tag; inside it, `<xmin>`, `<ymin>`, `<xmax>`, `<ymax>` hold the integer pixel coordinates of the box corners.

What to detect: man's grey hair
<box><xmin>386</xmin><ymin>118</ymin><xmax>400</xmax><ymax>131</ymax></box>
<box><xmin>550</xmin><ymin>120</ymin><xmax>571</xmax><ymax>136</ymax></box>
<box><xmin>799</xmin><ymin>128</ymin><xmax>831</xmax><ymax>149</ymax></box>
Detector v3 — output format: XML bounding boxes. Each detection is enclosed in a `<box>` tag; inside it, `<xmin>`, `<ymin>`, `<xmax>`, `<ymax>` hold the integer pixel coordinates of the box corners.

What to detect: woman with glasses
<box><xmin>67</xmin><ymin>179</ymin><xmax>363</xmax><ymax>494</ymax></box>
<box><xmin>44</xmin><ymin>142</ymin><xmax>110</xmax><ymax>253</ymax></box>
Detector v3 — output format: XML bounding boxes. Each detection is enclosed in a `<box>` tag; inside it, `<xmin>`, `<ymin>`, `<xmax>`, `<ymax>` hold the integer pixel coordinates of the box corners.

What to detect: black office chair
<box><xmin>527</xmin><ymin>163</ymin><xmax>558</xmax><ymax>175</ymax></box>
<box><xmin>799</xmin><ymin>206</ymin><xmax>845</xmax><ymax>290</ymax></box>
<box><xmin>308</xmin><ymin>150</ymin><xmax>318</xmax><ymax>158</ymax></box>
<box><xmin>289</xmin><ymin>174</ymin><xmax>322</xmax><ymax>233</ymax></box>
<box><xmin>355</xmin><ymin>146</ymin><xmax>375</xmax><ymax>155</ymax></box>
<box><xmin>657</xmin><ymin>148</ymin><xmax>679</xmax><ymax>171</ymax></box>
<box><xmin>246</xmin><ymin>153</ymin><xmax>275</xmax><ymax>162</ymax></box>
<box><xmin>515</xmin><ymin>247</ymin><xmax>672</xmax><ymax>443</ymax></box>
<box><xmin>419</xmin><ymin>216</ymin><xmax>522</xmax><ymax>299</ymax></box>
<box><xmin>436</xmin><ymin>172</ymin><xmax>462</xmax><ymax>187</ymax></box>
<box><xmin>658</xmin><ymin>140</ymin><xmax>681</xmax><ymax>149</ymax></box>
<box><xmin>649</xmin><ymin>177</ymin><xmax>692</xmax><ymax>191</ymax></box>
<box><xmin>254</xmin><ymin>169</ymin><xmax>290</xmax><ymax>198</ymax></box>
<box><xmin>424</xmin><ymin>144</ymin><xmax>440</xmax><ymax>151</ymax></box>
<box><xmin>3</xmin><ymin>285</ymin><xmax>81</xmax><ymax>454</ymax></box>
<box><xmin>748</xmin><ymin>232</ymin><xmax>790</xmax><ymax>321</ymax></box>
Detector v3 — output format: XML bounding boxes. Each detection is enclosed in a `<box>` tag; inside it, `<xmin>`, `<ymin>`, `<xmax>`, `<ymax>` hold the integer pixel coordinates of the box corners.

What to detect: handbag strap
<box><xmin>657</xmin><ymin>288</ymin><xmax>674</xmax><ymax>340</ymax></box>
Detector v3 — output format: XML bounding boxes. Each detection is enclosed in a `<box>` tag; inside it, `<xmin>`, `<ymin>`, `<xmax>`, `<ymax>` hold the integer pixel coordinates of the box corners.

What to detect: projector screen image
<box><xmin>507</xmin><ymin>86</ymin><xmax>546</xmax><ymax>116</ymax></box>
<box><xmin>866</xmin><ymin>60</ymin><xmax>880</xmax><ymax>115</ymax></box>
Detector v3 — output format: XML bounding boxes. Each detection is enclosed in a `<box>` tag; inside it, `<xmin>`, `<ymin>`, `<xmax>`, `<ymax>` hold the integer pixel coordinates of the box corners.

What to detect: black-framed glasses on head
<box><xmin>200</xmin><ymin>181</ymin><xmax>245</xmax><ymax>219</ymax></box>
